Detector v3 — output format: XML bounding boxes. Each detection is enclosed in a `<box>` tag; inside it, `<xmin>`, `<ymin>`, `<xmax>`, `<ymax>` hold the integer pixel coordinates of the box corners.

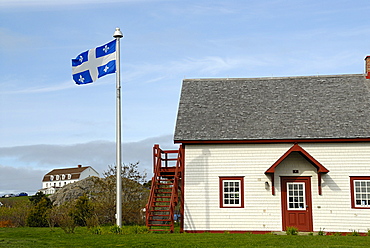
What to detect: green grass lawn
<box><xmin>1</xmin><ymin>227</ymin><xmax>370</xmax><ymax>247</ymax></box>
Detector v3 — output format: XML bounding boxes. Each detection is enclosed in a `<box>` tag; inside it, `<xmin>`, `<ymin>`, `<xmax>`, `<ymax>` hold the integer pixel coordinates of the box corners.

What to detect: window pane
<box><xmin>287</xmin><ymin>182</ymin><xmax>305</xmax><ymax>210</ymax></box>
<box><xmin>222</xmin><ymin>179</ymin><xmax>242</xmax><ymax>207</ymax></box>
<box><xmin>353</xmin><ymin>180</ymin><xmax>370</xmax><ymax>207</ymax></box>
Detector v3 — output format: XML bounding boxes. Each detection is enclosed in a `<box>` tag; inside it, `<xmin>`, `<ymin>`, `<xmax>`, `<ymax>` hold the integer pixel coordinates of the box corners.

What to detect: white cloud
<box><xmin>0</xmin><ymin>134</ymin><xmax>178</xmax><ymax>195</ymax></box>
<box><xmin>0</xmin><ymin>165</ymin><xmax>45</xmax><ymax>196</ymax></box>
<box><xmin>0</xmin><ymin>134</ymin><xmax>177</xmax><ymax>179</ymax></box>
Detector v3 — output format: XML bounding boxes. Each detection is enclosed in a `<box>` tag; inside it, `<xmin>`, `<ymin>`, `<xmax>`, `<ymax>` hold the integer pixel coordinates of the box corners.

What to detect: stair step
<box><xmin>149</xmin><ymin>214</ymin><xmax>170</xmax><ymax>218</ymax></box>
<box><xmin>149</xmin><ymin>216</ymin><xmax>170</xmax><ymax>219</ymax></box>
<box><xmin>148</xmin><ymin>224</ymin><xmax>172</xmax><ymax>227</ymax></box>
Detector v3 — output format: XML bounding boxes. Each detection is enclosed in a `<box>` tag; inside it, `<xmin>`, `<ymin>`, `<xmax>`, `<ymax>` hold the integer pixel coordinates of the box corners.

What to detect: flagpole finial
<box><xmin>113</xmin><ymin>28</ymin><xmax>123</xmax><ymax>38</ymax></box>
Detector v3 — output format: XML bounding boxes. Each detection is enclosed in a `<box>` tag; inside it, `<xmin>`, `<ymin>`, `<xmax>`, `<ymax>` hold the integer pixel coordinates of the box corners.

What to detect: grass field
<box><xmin>1</xmin><ymin>227</ymin><xmax>370</xmax><ymax>247</ymax></box>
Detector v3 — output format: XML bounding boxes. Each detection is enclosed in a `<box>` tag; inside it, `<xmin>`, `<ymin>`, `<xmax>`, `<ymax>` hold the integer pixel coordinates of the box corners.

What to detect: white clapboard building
<box><xmin>147</xmin><ymin>57</ymin><xmax>370</xmax><ymax>234</ymax></box>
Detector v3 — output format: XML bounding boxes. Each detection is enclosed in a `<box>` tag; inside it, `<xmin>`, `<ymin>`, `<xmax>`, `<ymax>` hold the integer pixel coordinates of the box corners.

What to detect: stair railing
<box><xmin>145</xmin><ymin>144</ymin><xmax>162</xmax><ymax>226</ymax></box>
<box><xmin>169</xmin><ymin>145</ymin><xmax>183</xmax><ymax>232</ymax></box>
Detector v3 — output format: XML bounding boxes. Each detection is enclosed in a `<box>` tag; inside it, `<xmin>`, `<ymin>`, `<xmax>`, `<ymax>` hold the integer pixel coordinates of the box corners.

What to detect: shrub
<box><xmin>0</xmin><ymin>200</ymin><xmax>31</xmax><ymax>227</ymax></box>
<box><xmin>50</xmin><ymin>203</ymin><xmax>76</xmax><ymax>234</ymax></box>
<box><xmin>318</xmin><ymin>228</ymin><xmax>325</xmax><ymax>236</ymax></box>
<box><xmin>347</xmin><ymin>230</ymin><xmax>360</xmax><ymax>236</ymax></box>
<box><xmin>110</xmin><ymin>225</ymin><xmax>122</xmax><ymax>234</ymax></box>
<box><xmin>332</xmin><ymin>232</ymin><xmax>342</xmax><ymax>236</ymax></box>
<box><xmin>286</xmin><ymin>226</ymin><xmax>298</xmax><ymax>235</ymax></box>
<box><xmin>123</xmin><ymin>225</ymin><xmax>150</xmax><ymax>234</ymax></box>
<box><xmin>0</xmin><ymin>220</ymin><xmax>12</xmax><ymax>227</ymax></box>
<box><xmin>85</xmin><ymin>214</ymin><xmax>100</xmax><ymax>228</ymax></box>
<box><xmin>26</xmin><ymin>198</ymin><xmax>52</xmax><ymax>227</ymax></box>
<box><xmin>70</xmin><ymin>194</ymin><xmax>94</xmax><ymax>226</ymax></box>
<box><xmin>90</xmin><ymin>226</ymin><xmax>102</xmax><ymax>235</ymax></box>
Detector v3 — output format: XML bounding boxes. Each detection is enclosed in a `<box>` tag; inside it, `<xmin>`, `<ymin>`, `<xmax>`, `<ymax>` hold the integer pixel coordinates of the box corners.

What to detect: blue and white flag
<box><xmin>72</xmin><ymin>40</ymin><xmax>117</xmax><ymax>85</ymax></box>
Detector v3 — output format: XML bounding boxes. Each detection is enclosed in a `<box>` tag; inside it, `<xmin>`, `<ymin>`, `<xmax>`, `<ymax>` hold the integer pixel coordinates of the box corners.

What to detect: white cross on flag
<box><xmin>72</xmin><ymin>40</ymin><xmax>116</xmax><ymax>85</ymax></box>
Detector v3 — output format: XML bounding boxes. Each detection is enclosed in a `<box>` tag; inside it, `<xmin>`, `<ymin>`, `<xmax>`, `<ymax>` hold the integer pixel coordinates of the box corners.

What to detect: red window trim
<box><xmin>350</xmin><ymin>176</ymin><xmax>370</xmax><ymax>209</ymax></box>
<box><xmin>219</xmin><ymin>176</ymin><xmax>244</xmax><ymax>208</ymax></box>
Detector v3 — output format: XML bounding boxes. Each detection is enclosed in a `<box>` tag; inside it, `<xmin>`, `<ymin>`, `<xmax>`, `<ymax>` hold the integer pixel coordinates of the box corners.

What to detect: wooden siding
<box><xmin>183</xmin><ymin>143</ymin><xmax>370</xmax><ymax>233</ymax></box>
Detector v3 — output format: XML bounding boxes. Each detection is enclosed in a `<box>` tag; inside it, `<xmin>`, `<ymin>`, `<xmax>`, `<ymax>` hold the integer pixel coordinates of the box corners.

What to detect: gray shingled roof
<box><xmin>174</xmin><ymin>74</ymin><xmax>370</xmax><ymax>141</ymax></box>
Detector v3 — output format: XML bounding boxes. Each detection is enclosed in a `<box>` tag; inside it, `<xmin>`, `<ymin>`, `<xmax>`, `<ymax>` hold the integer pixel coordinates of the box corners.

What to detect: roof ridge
<box><xmin>183</xmin><ymin>74</ymin><xmax>364</xmax><ymax>82</ymax></box>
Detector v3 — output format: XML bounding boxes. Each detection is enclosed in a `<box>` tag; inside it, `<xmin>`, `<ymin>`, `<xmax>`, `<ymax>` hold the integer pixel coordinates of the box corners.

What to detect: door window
<box><xmin>287</xmin><ymin>182</ymin><xmax>306</xmax><ymax>210</ymax></box>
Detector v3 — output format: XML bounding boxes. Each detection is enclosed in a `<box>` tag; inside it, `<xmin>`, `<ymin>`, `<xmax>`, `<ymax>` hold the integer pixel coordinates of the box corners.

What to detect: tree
<box><xmin>70</xmin><ymin>194</ymin><xmax>94</xmax><ymax>226</ymax></box>
<box><xmin>29</xmin><ymin>191</ymin><xmax>51</xmax><ymax>206</ymax></box>
<box><xmin>92</xmin><ymin>162</ymin><xmax>149</xmax><ymax>225</ymax></box>
<box><xmin>26</xmin><ymin>197</ymin><xmax>52</xmax><ymax>227</ymax></box>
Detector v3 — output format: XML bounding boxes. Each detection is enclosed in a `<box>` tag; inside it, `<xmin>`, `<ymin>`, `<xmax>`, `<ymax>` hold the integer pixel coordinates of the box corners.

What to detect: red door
<box><xmin>281</xmin><ymin>177</ymin><xmax>313</xmax><ymax>232</ymax></box>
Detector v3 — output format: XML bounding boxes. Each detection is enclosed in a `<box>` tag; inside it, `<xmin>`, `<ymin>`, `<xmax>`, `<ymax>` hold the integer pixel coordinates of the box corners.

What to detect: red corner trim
<box><xmin>265</xmin><ymin>143</ymin><xmax>329</xmax><ymax>174</ymax></box>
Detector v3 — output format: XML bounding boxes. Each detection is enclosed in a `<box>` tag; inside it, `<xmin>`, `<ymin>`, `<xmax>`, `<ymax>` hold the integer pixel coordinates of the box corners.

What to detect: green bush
<box><xmin>26</xmin><ymin>198</ymin><xmax>52</xmax><ymax>227</ymax></box>
<box><xmin>70</xmin><ymin>194</ymin><xmax>94</xmax><ymax>226</ymax></box>
<box><xmin>123</xmin><ymin>225</ymin><xmax>150</xmax><ymax>234</ymax></box>
<box><xmin>90</xmin><ymin>226</ymin><xmax>102</xmax><ymax>235</ymax></box>
<box><xmin>0</xmin><ymin>200</ymin><xmax>31</xmax><ymax>227</ymax></box>
<box><xmin>110</xmin><ymin>225</ymin><xmax>122</xmax><ymax>234</ymax></box>
<box><xmin>286</xmin><ymin>226</ymin><xmax>298</xmax><ymax>235</ymax></box>
<box><xmin>48</xmin><ymin>203</ymin><xmax>76</xmax><ymax>234</ymax></box>
<box><xmin>346</xmin><ymin>230</ymin><xmax>360</xmax><ymax>236</ymax></box>
<box><xmin>318</xmin><ymin>228</ymin><xmax>325</xmax><ymax>236</ymax></box>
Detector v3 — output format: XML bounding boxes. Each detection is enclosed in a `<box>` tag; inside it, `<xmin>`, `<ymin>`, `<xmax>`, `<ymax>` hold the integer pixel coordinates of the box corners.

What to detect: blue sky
<box><xmin>1</xmin><ymin>0</ymin><xmax>370</xmax><ymax>195</ymax></box>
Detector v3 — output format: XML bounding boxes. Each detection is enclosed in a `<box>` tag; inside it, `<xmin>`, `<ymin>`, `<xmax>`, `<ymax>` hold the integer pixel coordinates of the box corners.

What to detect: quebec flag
<box><xmin>72</xmin><ymin>40</ymin><xmax>116</xmax><ymax>85</ymax></box>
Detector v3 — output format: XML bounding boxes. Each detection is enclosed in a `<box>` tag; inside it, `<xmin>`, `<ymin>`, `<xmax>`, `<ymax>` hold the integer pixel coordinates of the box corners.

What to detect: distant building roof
<box><xmin>174</xmin><ymin>74</ymin><xmax>370</xmax><ymax>142</ymax></box>
<box><xmin>42</xmin><ymin>165</ymin><xmax>96</xmax><ymax>182</ymax></box>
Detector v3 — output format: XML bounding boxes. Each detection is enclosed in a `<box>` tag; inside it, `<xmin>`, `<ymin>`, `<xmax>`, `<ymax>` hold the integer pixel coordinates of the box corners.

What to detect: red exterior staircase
<box><xmin>146</xmin><ymin>144</ymin><xmax>184</xmax><ymax>233</ymax></box>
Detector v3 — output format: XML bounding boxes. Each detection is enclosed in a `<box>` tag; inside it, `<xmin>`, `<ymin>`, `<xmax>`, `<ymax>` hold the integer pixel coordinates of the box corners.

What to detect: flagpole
<box><xmin>113</xmin><ymin>27</ymin><xmax>123</xmax><ymax>227</ymax></box>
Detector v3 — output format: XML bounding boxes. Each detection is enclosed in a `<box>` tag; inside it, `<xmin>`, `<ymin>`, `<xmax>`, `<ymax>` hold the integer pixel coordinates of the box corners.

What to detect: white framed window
<box><xmin>350</xmin><ymin>177</ymin><xmax>370</xmax><ymax>208</ymax></box>
<box><xmin>219</xmin><ymin>177</ymin><xmax>244</xmax><ymax>208</ymax></box>
<box><xmin>287</xmin><ymin>182</ymin><xmax>306</xmax><ymax>210</ymax></box>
